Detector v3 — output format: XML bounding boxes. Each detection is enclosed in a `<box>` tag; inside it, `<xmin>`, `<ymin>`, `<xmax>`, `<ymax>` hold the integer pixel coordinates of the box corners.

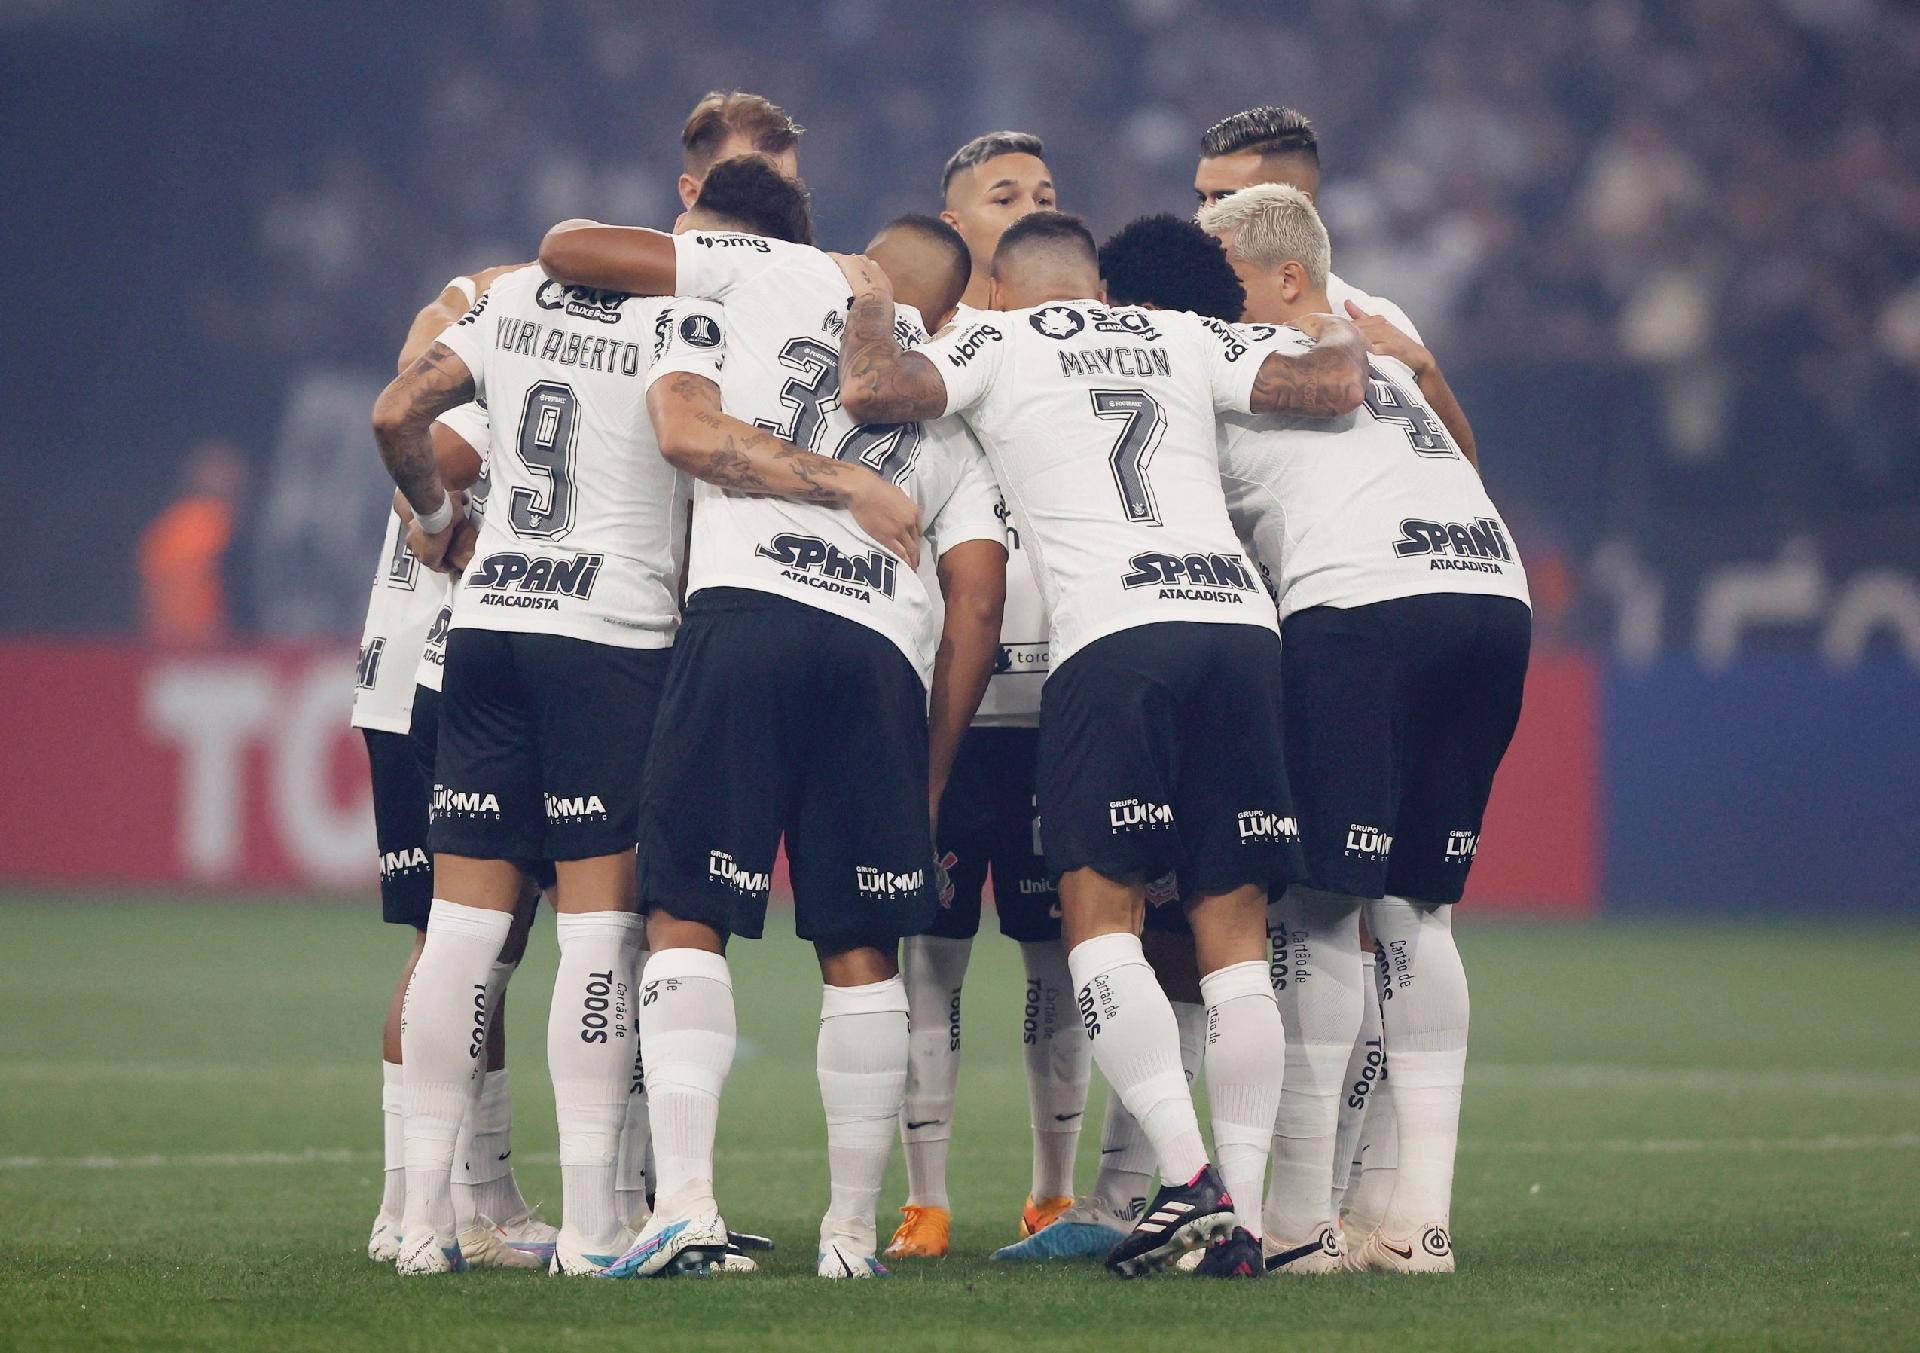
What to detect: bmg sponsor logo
<box><xmin>855</xmin><ymin>865</ymin><xmax>926</xmax><ymax>900</ymax></box>
<box><xmin>693</xmin><ymin>233</ymin><xmax>772</xmax><ymax>253</ymax></box>
<box><xmin>755</xmin><ymin>533</ymin><xmax>898</xmax><ymax>602</ymax></box>
<box><xmin>1108</xmin><ymin>797</ymin><xmax>1174</xmax><ymax>831</ymax></box>
<box><xmin>707</xmin><ymin>850</ymin><xmax>770</xmax><ymax>896</ymax></box>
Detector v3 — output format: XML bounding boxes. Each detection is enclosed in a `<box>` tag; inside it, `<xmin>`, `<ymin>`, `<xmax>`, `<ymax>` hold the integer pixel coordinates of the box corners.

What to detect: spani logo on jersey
<box><xmin>534</xmin><ymin>280</ymin><xmax>630</xmax><ymax>325</ymax></box>
<box><xmin>1119</xmin><ymin>550</ymin><xmax>1259</xmax><ymax>603</ymax></box>
<box><xmin>469</xmin><ymin>551</ymin><xmax>604</xmax><ymax>611</ymax></box>
<box><xmin>1392</xmin><ymin>516</ymin><xmax>1515</xmax><ymax>575</ymax></box>
<box><xmin>355</xmin><ymin>637</ymin><xmax>385</xmax><ymax>690</ymax></box>
<box><xmin>754</xmin><ymin>533</ymin><xmax>898</xmax><ymax>602</ymax></box>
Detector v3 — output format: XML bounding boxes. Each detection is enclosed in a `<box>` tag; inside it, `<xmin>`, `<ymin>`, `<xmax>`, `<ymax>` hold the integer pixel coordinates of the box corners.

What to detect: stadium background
<box><xmin>2</xmin><ymin>4</ymin><xmax>1916</xmax><ymax>1349</ymax></box>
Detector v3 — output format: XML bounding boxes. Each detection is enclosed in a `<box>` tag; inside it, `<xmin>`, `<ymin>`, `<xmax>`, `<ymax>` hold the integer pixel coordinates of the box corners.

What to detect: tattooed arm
<box><xmin>371</xmin><ymin>342</ymin><xmax>475</xmax><ymax>569</ymax></box>
<box><xmin>646</xmin><ymin>372</ymin><xmax>923</xmax><ymax>567</ymax></box>
<box><xmin>539</xmin><ymin>221</ymin><xmax>677</xmax><ymax>296</ymax></box>
<box><xmin>1248</xmin><ymin>313</ymin><xmax>1370</xmax><ymax>417</ymax></box>
<box><xmin>831</xmin><ymin>253</ymin><xmax>952</xmax><ymax>424</ymax></box>
<box><xmin>395</xmin><ymin>263</ymin><xmax>529</xmax><ymax>373</ymax></box>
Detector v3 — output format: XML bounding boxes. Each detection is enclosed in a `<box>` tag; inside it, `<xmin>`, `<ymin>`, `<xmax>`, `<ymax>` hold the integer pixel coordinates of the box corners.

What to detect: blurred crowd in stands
<box><xmin>11</xmin><ymin>0</ymin><xmax>1920</xmax><ymax>655</ymax></box>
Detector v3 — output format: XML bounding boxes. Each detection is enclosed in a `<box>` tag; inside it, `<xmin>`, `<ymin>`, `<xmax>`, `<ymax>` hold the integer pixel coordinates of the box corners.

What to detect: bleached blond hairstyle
<box><xmin>1197</xmin><ymin>183</ymin><xmax>1331</xmax><ymax>290</ymax></box>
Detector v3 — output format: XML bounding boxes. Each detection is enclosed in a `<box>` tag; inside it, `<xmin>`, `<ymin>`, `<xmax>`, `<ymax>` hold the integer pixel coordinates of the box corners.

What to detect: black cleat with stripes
<box><xmin>1104</xmin><ymin>1164</ymin><xmax>1238</xmax><ymax>1278</ymax></box>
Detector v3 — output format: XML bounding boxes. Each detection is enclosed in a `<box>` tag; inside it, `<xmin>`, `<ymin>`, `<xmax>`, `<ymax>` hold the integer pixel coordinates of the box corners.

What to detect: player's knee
<box><xmin>817</xmin><ymin>940</ymin><xmax>900</xmax><ymax>987</ymax></box>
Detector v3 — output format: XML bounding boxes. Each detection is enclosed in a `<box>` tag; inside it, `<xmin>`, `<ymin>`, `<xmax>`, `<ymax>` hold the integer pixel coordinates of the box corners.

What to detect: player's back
<box><xmin>1218</xmin><ymin>328</ymin><xmax>1528</xmax><ymax>619</ymax></box>
<box><xmin>669</xmin><ymin>230</ymin><xmax>949</xmax><ymax>675</ymax></box>
<box><xmin>928</xmin><ymin>300</ymin><xmax>1275</xmax><ymax>667</ymax></box>
<box><xmin>436</xmin><ymin>265</ymin><xmax>695</xmax><ymax>649</ymax></box>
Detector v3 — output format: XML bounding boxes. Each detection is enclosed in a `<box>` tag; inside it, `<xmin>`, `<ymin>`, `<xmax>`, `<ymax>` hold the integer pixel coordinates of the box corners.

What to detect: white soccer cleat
<box><xmin>1350</xmin><ymin>1223</ymin><xmax>1455</xmax><ymax>1274</ymax></box>
<box><xmin>394</xmin><ymin>1230</ymin><xmax>467</xmax><ymax>1276</ymax></box>
<box><xmin>1263</xmin><ymin>1222</ymin><xmax>1347</xmax><ymax>1274</ymax></box>
<box><xmin>549</xmin><ymin>1226</ymin><xmax>639</xmax><ymax>1277</ymax></box>
<box><xmin>458</xmin><ymin>1206</ymin><xmax>559</xmax><ymax>1270</ymax></box>
<box><xmin>596</xmin><ymin>1184</ymin><xmax>729</xmax><ymax>1278</ymax></box>
<box><xmin>817</xmin><ymin>1236</ymin><xmax>889</xmax><ymax>1279</ymax></box>
<box><xmin>367</xmin><ymin>1212</ymin><xmax>403</xmax><ymax>1263</ymax></box>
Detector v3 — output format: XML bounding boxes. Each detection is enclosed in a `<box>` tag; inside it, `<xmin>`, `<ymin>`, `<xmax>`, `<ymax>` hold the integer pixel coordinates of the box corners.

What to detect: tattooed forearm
<box><xmin>372</xmin><ymin>341</ymin><xmax>476</xmax><ymax>510</ymax></box>
<box><xmin>1250</xmin><ymin>320</ymin><xmax>1368</xmax><ymax>417</ymax></box>
<box><xmin>648</xmin><ymin>371</ymin><xmax>863</xmax><ymax>507</ymax></box>
<box><xmin>839</xmin><ymin>291</ymin><xmax>949</xmax><ymax>423</ymax></box>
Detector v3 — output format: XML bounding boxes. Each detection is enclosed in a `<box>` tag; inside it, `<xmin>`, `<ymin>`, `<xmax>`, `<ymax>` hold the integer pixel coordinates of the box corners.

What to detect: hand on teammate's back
<box><xmin>830</xmin><ymin>251</ymin><xmax>892</xmax><ymax>299</ymax></box>
<box><xmin>849</xmin><ymin>472</ymin><xmax>922</xmax><ymax>569</ymax></box>
<box><xmin>1342</xmin><ymin>299</ymin><xmax>1433</xmax><ymax>377</ymax></box>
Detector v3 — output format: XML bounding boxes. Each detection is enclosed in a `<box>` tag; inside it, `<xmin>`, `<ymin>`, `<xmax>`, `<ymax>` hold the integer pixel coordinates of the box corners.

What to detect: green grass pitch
<box><xmin>2</xmin><ymin>899</ymin><xmax>1916</xmax><ymax>1351</ymax></box>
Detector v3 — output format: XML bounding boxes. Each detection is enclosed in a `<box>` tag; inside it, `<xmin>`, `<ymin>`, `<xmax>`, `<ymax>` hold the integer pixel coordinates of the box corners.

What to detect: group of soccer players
<box><xmin>352</xmin><ymin>87</ymin><xmax>1530</xmax><ymax>1282</ymax></box>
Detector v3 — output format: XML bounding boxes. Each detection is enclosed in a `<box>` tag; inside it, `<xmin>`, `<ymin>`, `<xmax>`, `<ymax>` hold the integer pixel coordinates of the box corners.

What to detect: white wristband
<box><xmin>414</xmin><ymin>495</ymin><xmax>456</xmax><ymax>536</ymax></box>
<box><xmin>446</xmin><ymin>275</ymin><xmax>478</xmax><ymax>307</ymax></box>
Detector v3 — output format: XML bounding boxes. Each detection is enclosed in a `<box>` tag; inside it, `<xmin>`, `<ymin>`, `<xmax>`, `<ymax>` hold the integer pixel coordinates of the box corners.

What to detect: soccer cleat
<box><xmin>394</xmin><ymin>1230</ymin><xmax>467</xmax><ymax>1276</ymax></box>
<box><xmin>728</xmin><ymin>1229</ymin><xmax>776</xmax><ymax>1252</ymax></box>
<box><xmin>1350</xmin><ymin>1223</ymin><xmax>1455</xmax><ymax>1274</ymax></box>
<box><xmin>1019</xmin><ymin>1193</ymin><xmax>1074</xmax><ymax>1237</ymax></box>
<box><xmin>884</xmin><ymin>1204</ymin><xmax>951</xmax><ymax>1258</ymax></box>
<box><xmin>549</xmin><ymin>1226</ymin><xmax>639</xmax><ymax>1277</ymax></box>
<box><xmin>457</xmin><ymin>1206</ymin><xmax>559</xmax><ymax>1270</ymax></box>
<box><xmin>989</xmin><ymin>1199</ymin><xmax>1128</xmax><ymax>1262</ymax></box>
<box><xmin>1186</xmin><ymin>1225</ymin><xmax>1263</xmax><ymax>1277</ymax></box>
<box><xmin>596</xmin><ymin>1185</ymin><xmax>729</xmax><ymax>1279</ymax></box>
<box><xmin>818</xmin><ymin>1237</ymin><xmax>890</xmax><ymax>1279</ymax></box>
<box><xmin>1104</xmin><ymin>1165</ymin><xmax>1238</xmax><ymax>1278</ymax></box>
<box><xmin>1264</xmin><ymin>1222</ymin><xmax>1346</xmax><ymax>1274</ymax></box>
<box><xmin>367</xmin><ymin>1212</ymin><xmax>402</xmax><ymax>1263</ymax></box>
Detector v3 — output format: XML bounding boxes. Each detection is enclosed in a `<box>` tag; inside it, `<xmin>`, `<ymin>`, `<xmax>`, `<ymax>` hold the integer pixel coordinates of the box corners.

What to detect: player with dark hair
<box><xmin>835</xmin><ymin>211</ymin><xmax>1369</xmax><ymax>1277</ymax></box>
<box><xmin>677</xmin><ymin>89</ymin><xmax>803</xmax><ymax>210</ymax></box>
<box><xmin>883</xmin><ymin>135</ymin><xmax>1094</xmax><ymax>1262</ymax></box>
<box><xmin>537</xmin><ymin>170</ymin><xmax>1010</xmax><ymax>1280</ymax></box>
<box><xmin>1099</xmin><ymin>214</ymin><xmax>1248</xmax><ymax>321</ymax></box>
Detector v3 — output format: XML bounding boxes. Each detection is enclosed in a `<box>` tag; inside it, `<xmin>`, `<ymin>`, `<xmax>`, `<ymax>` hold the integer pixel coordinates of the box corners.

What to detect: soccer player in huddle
<box><xmin>1201</xmin><ymin>185</ymin><xmax>1529</xmax><ymax>1273</ymax></box>
<box><xmin>834</xmin><ymin>211</ymin><xmax>1370</xmax><ymax>1275</ymax></box>
<box><xmin>888</xmin><ymin>131</ymin><xmax>1093</xmax><ymax>1262</ymax></box>
<box><xmin>539</xmin><ymin>161</ymin><xmax>1011</xmax><ymax>1280</ymax></box>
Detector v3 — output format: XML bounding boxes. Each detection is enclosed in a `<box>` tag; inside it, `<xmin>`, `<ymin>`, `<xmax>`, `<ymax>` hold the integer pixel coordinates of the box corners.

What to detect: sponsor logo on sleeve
<box><xmin>678</xmin><ymin>312</ymin><xmax>722</xmax><ymax>348</ymax></box>
<box><xmin>694</xmin><ymin>232</ymin><xmax>772</xmax><ymax>253</ymax></box>
<box><xmin>945</xmin><ymin>323</ymin><xmax>1003</xmax><ymax>366</ymax></box>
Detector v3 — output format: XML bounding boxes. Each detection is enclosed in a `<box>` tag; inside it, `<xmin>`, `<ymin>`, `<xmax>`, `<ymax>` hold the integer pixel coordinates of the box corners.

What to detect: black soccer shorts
<box><xmin>1280</xmin><ymin>593</ymin><xmax>1531</xmax><ymax>904</ymax></box>
<box><xmin>635</xmin><ymin>588</ymin><xmax>937</xmax><ymax>948</ymax></box>
<box><xmin>429</xmin><ymin>628</ymin><xmax>668</xmax><ymax>865</ymax></box>
<box><xmin>1037</xmin><ymin>620</ymin><xmax>1303</xmax><ymax>900</ymax></box>
<box><xmin>364</xmin><ymin>727</ymin><xmax>432</xmax><ymax>929</ymax></box>
<box><xmin>931</xmin><ymin>727</ymin><xmax>1060</xmax><ymax>943</ymax></box>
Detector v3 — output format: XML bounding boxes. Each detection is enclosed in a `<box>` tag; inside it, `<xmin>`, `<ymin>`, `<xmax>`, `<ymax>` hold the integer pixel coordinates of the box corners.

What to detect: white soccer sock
<box><xmin>1330</xmin><ymin>945</ymin><xmax>1386</xmax><ymax>1218</ymax></box>
<box><xmin>548</xmin><ymin>911</ymin><xmax>644</xmax><ymax>1250</ymax></box>
<box><xmin>1090</xmin><ymin>1086</ymin><xmax>1156</xmax><ymax>1221</ymax></box>
<box><xmin>639</xmin><ymin>947</ymin><xmax>736</xmax><ymax>1204</ymax></box>
<box><xmin>1068</xmin><ymin>933</ymin><xmax>1209</xmax><ymax>1186</ymax></box>
<box><xmin>615</xmin><ymin>944</ymin><xmax>651</xmax><ymax>1221</ymax></box>
<box><xmin>1174</xmin><ymin>998</ymin><xmax>1207</xmax><ymax>1088</ymax></box>
<box><xmin>1263</xmin><ymin>890</ymin><xmax>1365</xmax><ymax>1241</ymax></box>
<box><xmin>452</xmin><ymin>960</ymin><xmax>525</xmax><ymax>1228</ymax></box>
<box><xmin>818</xmin><ymin>976</ymin><xmax>911</xmax><ymax>1250</ymax></box>
<box><xmin>899</xmin><ymin>934</ymin><xmax>971</xmax><ymax>1210</ymax></box>
<box><xmin>402</xmin><ymin>900</ymin><xmax>511</xmax><ymax>1242</ymax></box>
<box><xmin>1342</xmin><ymin>1065</ymin><xmax>1400</xmax><ymax>1236</ymax></box>
<box><xmin>1366</xmin><ymin>897</ymin><xmax>1468</xmax><ymax>1236</ymax></box>
<box><xmin>1021</xmin><ymin>939</ymin><xmax>1091</xmax><ymax>1201</ymax></box>
<box><xmin>1200</xmin><ymin>961</ymin><xmax>1286</xmax><ymax>1239</ymax></box>
<box><xmin>379</xmin><ymin>1060</ymin><xmax>404</xmax><ymax>1219</ymax></box>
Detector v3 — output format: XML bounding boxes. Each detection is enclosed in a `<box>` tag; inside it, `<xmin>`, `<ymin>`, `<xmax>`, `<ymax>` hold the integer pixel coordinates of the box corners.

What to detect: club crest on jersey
<box><xmin>678</xmin><ymin>313</ymin><xmax>722</xmax><ymax>348</ymax></box>
<box><xmin>1119</xmin><ymin>550</ymin><xmax>1258</xmax><ymax>603</ymax></box>
<box><xmin>754</xmin><ymin>533</ymin><xmax>897</xmax><ymax>602</ymax></box>
<box><xmin>1030</xmin><ymin>306</ymin><xmax>1086</xmax><ymax>339</ymax></box>
<box><xmin>1393</xmin><ymin>516</ymin><xmax>1513</xmax><ymax>575</ymax></box>
<box><xmin>535</xmin><ymin>281</ymin><xmax>630</xmax><ymax>324</ymax></box>
<box><xmin>469</xmin><ymin>552</ymin><xmax>603</xmax><ymax>610</ymax></box>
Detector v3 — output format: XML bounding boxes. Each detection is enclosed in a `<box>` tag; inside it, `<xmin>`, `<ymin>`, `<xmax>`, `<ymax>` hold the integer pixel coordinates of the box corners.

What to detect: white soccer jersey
<box><xmin>664</xmin><ymin>231</ymin><xmax>1002</xmax><ymax>682</ymax></box>
<box><xmin>351</xmin><ymin>508</ymin><xmax>449</xmax><ymax>733</ymax></box>
<box><xmin>435</xmin><ymin>266</ymin><xmax>719</xmax><ymax>649</ymax></box>
<box><xmin>1218</xmin><ymin>328</ymin><xmax>1528</xmax><ymax>618</ymax></box>
<box><xmin>921</xmin><ymin>299</ymin><xmax>1290</xmax><ymax>670</ymax></box>
<box><xmin>937</xmin><ymin>303</ymin><xmax>1047</xmax><ymax>726</ymax></box>
<box><xmin>1327</xmin><ymin>272</ymin><xmax>1422</xmax><ymax>346</ymax></box>
<box><xmin>412</xmin><ymin>401</ymin><xmax>493</xmax><ymax>695</ymax></box>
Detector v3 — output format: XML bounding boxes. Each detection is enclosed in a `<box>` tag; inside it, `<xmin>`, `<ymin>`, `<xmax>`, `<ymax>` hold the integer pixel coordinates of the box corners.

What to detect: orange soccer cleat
<box><xmin>1019</xmin><ymin>1194</ymin><xmax>1074</xmax><ymax>1238</ymax></box>
<box><xmin>883</xmin><ymin>1204</ymin><xmax>951</xmax><ymax>1258</ymax></box>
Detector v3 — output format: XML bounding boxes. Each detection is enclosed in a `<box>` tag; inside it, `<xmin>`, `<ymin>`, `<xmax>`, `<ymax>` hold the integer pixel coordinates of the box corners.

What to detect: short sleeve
<box><xmin>1194</xmin><ymin>315</ymin><xmax>1308</xmax><ymax>415</ymax></box>
<box><xmin>435</xmin><ymin>292</ymin><xmax>493</xmax><ymax>401</ymax></box>
<box><xmin>645</xmin><ymin>299</ymin><xmax>728</xmax><ymax>391</ymax></box>
<box><xmin>924</xmin><ymin>421</ymin><xmax>1007</xmax><ymax>558</ymax></box>
<box><xmin>672</xmin><ymin>231</ymin><xmax>780</xmax><ymax>301</ymax></box>
<box><xmin>432</xmin><ymin>400</ymin><xmax>490</xmax><ymax>453</ymax></box>
<box><xmin>916</xmin><ymin>315</ymin><xmax>1007</xmax><ymax>416</ymax></box>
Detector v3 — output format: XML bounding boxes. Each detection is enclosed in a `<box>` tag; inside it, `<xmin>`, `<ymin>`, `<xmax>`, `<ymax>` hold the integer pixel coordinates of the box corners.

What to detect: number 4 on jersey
<box><xmin>1363</xmin><ymin>363</ymin><xmax>1454</xmax><ymax>456</ymax></box>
